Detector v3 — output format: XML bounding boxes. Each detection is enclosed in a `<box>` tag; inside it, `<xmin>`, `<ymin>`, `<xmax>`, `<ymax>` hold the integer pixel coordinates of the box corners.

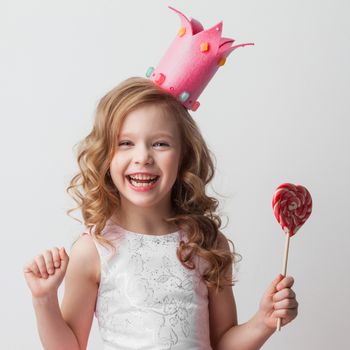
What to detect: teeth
<box><xmin>131</xmin><ymin>180</ymin><xmax>149</xmax><ymax>187</ymax></box>
<box><xmin>130</xmin><ymin>178</ymin><xmax>158</xmax><ymax>187</ymax></box>
<box><xmin>129</xmin><ymin>174</ymin><xmax>158</xmax><ymax>180</ymax></box>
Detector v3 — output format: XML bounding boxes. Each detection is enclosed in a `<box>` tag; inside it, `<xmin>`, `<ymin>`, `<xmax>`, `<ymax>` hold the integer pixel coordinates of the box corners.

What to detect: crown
<box><xmin>146</xmin><ymin>6</ymin><xmax>254</xmax><ymax>111</ymax></box>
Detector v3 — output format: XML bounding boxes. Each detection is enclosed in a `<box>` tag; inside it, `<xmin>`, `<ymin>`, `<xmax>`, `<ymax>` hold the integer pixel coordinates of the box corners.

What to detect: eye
<box><xmin>153</xmin><ymin>141</ymin><xmax>169</xmax><ymax>147</ymax></box>
<box><xmin>118</xmin><ymin>140</ymin><xmax>133</xmax><ymax>147</ymax></box>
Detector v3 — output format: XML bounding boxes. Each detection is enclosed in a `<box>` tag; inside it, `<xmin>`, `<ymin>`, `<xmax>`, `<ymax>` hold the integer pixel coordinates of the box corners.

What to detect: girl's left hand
<box><xmin>258</xmin><ymin>274</ymin><xmax>299</xmax><ymax>330</ymax></box>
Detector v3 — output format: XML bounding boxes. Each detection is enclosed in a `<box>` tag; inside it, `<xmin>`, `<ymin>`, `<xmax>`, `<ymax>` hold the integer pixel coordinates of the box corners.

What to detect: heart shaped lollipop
<box><xmin>272</xmin><ymin>183</ymin><xmax>312</xmax><ymax>331</ymax></box>
<box><xmin>272</xmin><ymin>183</ymin><xmax>312</xmax><ymax>236</ymax></box>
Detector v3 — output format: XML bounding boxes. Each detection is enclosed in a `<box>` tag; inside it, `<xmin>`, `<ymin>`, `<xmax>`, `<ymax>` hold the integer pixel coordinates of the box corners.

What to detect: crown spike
<box><xmin>209</xmin><ymin>21</ymin><xmax>223</xmax><ymax>34</ymax></box>
<box><xmin>219</xmin><ymin>38</ymin><xmax>235</xmax><ymax>48</ymax></box>
<box><xmin>222</xmin><ymin>42</ymin><xmax>255</xmax><ymax>56</ymax></box>
<box><xmin>168</xmin><ymin>6</ymin><xmax>193</xmax><ymax>35</ymax></box>
<box><xmin>189</xmin><ymin>17</ymin><xmax>204</xmax><ymax>34</ymax></box>
<box><xmin>232</xmin><ymin>42</ymin><xmax>255</xmax><ymax>50</ymax></box>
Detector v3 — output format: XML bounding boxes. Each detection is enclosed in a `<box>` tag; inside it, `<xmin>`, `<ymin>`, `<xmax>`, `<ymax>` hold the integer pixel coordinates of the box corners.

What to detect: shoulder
<box><xmin>69</xmin><ymin>233</ymin><xmax>100</xmax><ymax>285</ymax></box>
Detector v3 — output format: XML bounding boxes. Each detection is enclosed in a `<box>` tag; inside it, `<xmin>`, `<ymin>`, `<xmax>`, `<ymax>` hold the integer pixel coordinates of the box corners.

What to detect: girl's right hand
<box><xmin>23</xmin><ymin>247</ymin><xmax>69</xmax><ymax>299</ymax></box>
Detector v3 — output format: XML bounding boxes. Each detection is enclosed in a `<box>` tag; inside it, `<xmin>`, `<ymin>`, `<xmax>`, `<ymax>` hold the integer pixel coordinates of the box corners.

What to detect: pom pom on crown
<box><xmin>146</xmin><ymin>6</ymin><xmax>254</xmax><ymax>111</ymax></box>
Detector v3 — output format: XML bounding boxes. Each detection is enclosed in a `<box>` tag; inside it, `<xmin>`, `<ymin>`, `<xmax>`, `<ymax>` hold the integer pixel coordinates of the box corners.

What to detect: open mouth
<box><xmin>126</xmin><ymin>175</ymin><xmax>160</xmax><ymax>188</ymax></box>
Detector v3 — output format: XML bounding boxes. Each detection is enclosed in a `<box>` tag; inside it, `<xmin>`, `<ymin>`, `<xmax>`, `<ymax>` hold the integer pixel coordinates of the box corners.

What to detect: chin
<box><xmin>127</xmin><ymin>198</ymin><xmax>164</xmax><ymax>209</ymax></box>
<box><xmin>121</xmin><ymin>189</ymin><xmax>171</xmax><ymax>209</ymax></box>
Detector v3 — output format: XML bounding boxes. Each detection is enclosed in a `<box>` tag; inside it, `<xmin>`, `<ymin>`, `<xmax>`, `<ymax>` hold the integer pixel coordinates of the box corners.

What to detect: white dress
<box><xmin>84</xmin><ymin>219</ymin><xmax>212</xmax><ymax>350</ymax></box>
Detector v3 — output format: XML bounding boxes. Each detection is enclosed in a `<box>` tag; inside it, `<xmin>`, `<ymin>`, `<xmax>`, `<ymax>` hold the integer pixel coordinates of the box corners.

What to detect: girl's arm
<box><xmin>24</xmin><ymin>234</ymin><xmax>99</xmax><ymax>350</ymax></box>
<box><xmin>32</xmin><ymin>292</ymin><xmax>81</xmax><ymax>350</ymax></box>
<box><xmin>209</xmin><ymin>233</ymin><xmax>298</xmax><ymax>350</ymax></box>
<box><xmin>214</xmin><ymin>305</ymin><xmax>276</xmax><ymax>350</ymax></box>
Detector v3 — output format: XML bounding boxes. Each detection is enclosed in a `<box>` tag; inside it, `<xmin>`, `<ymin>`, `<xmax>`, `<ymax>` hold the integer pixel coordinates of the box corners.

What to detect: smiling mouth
<box><xmin>126</xmin><ymin>175</ymin><xmax>160</xmax><ymax>187</ymax></box>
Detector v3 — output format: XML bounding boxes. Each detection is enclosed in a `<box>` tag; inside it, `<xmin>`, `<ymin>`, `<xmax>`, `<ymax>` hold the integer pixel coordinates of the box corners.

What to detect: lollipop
<box><xmin>272</xmin><ymin>183</ymin><xmax>312</xmax><ymax>331</ymax></box>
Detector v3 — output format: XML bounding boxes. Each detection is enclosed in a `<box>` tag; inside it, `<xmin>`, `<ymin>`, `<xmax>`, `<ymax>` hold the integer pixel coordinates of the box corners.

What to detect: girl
<box><xmin>23</xmin><ymin>77</ymin><xmax>298</xmax><ymax>350</ymax></box>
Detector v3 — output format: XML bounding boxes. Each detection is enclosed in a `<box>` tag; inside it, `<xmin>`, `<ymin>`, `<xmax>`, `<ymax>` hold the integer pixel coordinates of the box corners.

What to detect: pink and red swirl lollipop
<box><xmin>272</xmin><ymin>183</ymin><xmax>312</xmax><ymax>331</ymax></box>
<box><xmin>272</xmin><ymin>183</ymin><xmax>312</xmax><ymax>237</ymax></box>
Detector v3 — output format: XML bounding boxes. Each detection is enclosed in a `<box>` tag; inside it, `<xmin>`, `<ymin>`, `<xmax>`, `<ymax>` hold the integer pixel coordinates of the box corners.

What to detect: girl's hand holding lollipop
<box><xmin>257</xmin><ymin>274</ymin><xmax>298</xmax><ymax>331</ymax></box>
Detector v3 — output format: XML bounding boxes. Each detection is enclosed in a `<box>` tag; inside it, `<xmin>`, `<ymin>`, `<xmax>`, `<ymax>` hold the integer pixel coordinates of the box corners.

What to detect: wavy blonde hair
<box><xmin>67</xmin><ymin>77</ymin><xmax>241</xmax><ymax>292</ymax></box>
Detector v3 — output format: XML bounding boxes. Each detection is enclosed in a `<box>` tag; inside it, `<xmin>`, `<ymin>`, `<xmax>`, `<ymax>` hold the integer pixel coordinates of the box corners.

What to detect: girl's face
<box><xmin>110</xmin><ymin>104</ymin><xmax>181</xmax><ymax>211</ymax></box>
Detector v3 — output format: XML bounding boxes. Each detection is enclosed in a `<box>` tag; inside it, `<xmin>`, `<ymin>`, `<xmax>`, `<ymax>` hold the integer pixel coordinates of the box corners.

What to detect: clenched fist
<box><xmin>23</xmin><ymin>247</ymin><xmax>69</xmax><ymax>298</ymax></box>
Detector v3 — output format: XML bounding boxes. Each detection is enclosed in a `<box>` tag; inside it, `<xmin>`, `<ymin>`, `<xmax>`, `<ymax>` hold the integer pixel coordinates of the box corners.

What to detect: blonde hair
<box><xmin>66</xmin><ymin>77</ymin><xmax>241</xmax><ymax>292</ymax></box>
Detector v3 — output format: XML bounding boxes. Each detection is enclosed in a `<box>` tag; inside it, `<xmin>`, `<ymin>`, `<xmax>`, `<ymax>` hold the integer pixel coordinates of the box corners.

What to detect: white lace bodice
<box><xmin>85</xmin><ymin>220</ymin><xmax>212</xmax><ymax>350</ymax></box>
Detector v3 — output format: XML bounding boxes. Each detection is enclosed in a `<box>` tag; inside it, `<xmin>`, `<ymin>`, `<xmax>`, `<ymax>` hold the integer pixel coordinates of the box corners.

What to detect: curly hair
<box><xmin>66</xmin><ymin>77</ymin><xmax>241</xmax><ymax>292</ymax></box>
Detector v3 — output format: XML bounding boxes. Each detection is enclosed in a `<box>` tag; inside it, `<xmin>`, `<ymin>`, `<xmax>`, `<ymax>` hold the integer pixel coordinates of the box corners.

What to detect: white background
<box><xmin>1</xmin><ymin>0</ymin><xmax>349</xmax><ymax>349</ymax></box>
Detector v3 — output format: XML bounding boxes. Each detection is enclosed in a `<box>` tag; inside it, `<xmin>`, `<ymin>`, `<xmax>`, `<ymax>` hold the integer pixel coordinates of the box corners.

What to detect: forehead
<box><xmin>119</xmin><ymin>104</ymin><xmax>179</xmax><ymax>137</ymax></box>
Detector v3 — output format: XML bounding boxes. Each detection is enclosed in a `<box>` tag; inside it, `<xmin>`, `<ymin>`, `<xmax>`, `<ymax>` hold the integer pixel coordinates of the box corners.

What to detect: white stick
<box><xmin>277</xmin><ymin>229</ymin><xmax>290</xmax><ymax>332</ymax></box>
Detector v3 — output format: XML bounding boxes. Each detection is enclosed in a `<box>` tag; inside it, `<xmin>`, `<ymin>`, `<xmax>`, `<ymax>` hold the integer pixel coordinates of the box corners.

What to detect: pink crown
<box><xmin>146</xmin><ymin>6</ymin><xmax>254</xmax><ymax>111</ymax></box>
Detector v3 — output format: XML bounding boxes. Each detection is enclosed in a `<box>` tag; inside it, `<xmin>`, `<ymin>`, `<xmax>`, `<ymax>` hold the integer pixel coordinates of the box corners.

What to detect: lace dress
<box><xmin>83</xmin><ymin>219</ymin><xmax>212</xmax><ymax>350</ymax></box>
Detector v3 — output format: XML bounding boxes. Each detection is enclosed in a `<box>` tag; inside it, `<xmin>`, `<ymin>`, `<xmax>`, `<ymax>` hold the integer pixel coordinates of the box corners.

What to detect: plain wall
<box><xmin>1</xmin><ymin>0</ymin><xmax>349</xmax><ymax>348</ymax></box>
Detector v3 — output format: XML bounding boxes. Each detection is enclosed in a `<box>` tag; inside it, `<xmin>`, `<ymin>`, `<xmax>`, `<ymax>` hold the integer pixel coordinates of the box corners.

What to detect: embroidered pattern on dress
<box><xmin>94</xmin><ymin>229</ymin><xmax>210</xmax><ymax>350</ymax></box>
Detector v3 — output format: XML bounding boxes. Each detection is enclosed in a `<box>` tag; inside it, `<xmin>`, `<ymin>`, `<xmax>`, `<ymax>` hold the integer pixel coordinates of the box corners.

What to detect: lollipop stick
<box><xmin>277</xmin><ymin>229</ymin><xmax>290</xmax><ymax>332</ymax></box>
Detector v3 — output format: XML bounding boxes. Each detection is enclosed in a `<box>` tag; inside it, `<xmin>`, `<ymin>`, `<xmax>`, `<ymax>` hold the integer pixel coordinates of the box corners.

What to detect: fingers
<box><xmin>52</xmin><ymin>247</ymin><xmax>61</xmax><ymax>268</ymax></box>
<box><xmin>23</xmin><ymin>261</ymin><xmax>41</xmax><ymax>278</ymax></box>
<box><xmin>272</xmin><ymin>307</ymin><xmax>298</xmax><ymax>321</ymax></box>
<box><xmin>58</xmin><ymin>247</ymin><xmax>69</xmax><ymax>271</ymax></box>
<box><xmin>43</xmin><ymin>249</ymin><xmax>56</xmax><ymax>275</ymax></box>
<box><xmin>59</xmin><ymin>247</ymin><xmax>68</xmax><ymax>261</ymax></box>
<box><xmin>23</xmin><ymin>247</ymin><xmax>64</xmax><ymax>279</ymax></box>
<box><xmin>276</xmin><ymin>276</ymin><xmax>294</xmax><ymax>291</ymax></box>
<box><xmin>273</xmin><ymin>297</ymin><xmax>298</xmax><ymax>310</ymax></box>
<box><xmin>266</xmin><ymin>274</ymin><xmax>284</xmax><ymax>295</ymax></box>
<box><xmin>34</xmin><ymin>253</ymin><xmax>50</xmax><ymax>278</ymax></box>
<box><xmin>273</xmin><ymin>275</ymin><xmax>297</xmax><ymax>304</ymax></box>
<box><xmin>272</xmin><ymin>275</ymin><xmax>298</xmax><ymax>325</ymax></box>
<box><xmin>273</xmin><ymin>287</ymin><xmax>296</xmax><ymax>302</ymax></box>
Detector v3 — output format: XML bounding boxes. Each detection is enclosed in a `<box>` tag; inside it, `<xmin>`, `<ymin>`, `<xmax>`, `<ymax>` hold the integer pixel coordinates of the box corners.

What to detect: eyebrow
<box><xmin>118</xmin><ymin>132</ymin><xmax>175</xmax><ymax>140</ymax></box>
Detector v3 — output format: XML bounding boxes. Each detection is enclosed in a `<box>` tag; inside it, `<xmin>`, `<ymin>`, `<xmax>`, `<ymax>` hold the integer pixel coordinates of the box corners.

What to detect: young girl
<box><xmin>23</xmin><ymin>77</ymin><xmax>298</xmax><ymax>350</ymax></box>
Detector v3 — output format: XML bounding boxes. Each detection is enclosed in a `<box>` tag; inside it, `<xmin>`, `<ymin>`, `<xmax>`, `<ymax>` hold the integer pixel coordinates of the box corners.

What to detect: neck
<box><xmin>112</xmin><ymin>197</ymin><xmax>178</xmax><ymax>235</ymax></box>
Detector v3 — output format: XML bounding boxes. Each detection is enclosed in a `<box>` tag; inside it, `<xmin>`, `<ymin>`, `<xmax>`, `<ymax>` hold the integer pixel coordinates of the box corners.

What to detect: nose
<box><xmin>134</xmin><ymin>144</ymin><xmax>154</xmax><ymax>165</ymax></box>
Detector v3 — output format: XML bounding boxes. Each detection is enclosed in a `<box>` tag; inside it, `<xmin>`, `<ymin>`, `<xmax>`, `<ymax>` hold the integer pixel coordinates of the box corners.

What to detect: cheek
<box><xmin>162</xmin><ymin>153</ymin><xmax>180</xmax><ymax>180</ymax></box>
<box><xmin>110</xmin><ymin>153</ymin><xmax>127</xmax><ymax>178</ymax></box>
